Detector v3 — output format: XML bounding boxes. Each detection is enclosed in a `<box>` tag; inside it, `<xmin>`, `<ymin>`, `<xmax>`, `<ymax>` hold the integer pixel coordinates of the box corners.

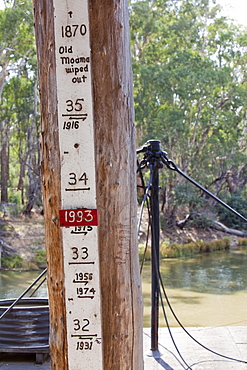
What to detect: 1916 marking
<box><xmin>63</xmin><ymin>121</ymin><xmax>79</xmax><ymax>130</ymax></box>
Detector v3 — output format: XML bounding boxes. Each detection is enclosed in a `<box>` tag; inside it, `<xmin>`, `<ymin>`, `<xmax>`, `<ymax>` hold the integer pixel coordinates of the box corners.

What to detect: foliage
<box><xmin>0</xmin><ymin>0</ymin><xmax>40</xmax><ymax>212</ymax></box>
<box><xmin>139</xmin><ymin>237</ymin><xmax>230</xmax><ymax>259</ymax></box>
<box><xmin>1</xmin><ymin>254</ymin><xmax>26</xmax><ymax>269</ymax></box>
<box><xmin>1</xmin><ymin>0</ymin><xmax>247</xmax><ymax>228</ymax></box>
<box><xmin>34</xmin><ymin>249</ymin><xmax>46</xmax><ymax>268</ymax></box>
<box><xmin>131</xmin><ymin>0</ymin><xmax>247</xmax><ymax>227</ymax></box>
<box><xmin>1</xmin><ymin>250</ymin><xmax>46</xmax><ymax>270</ymax></box>
<box><xmin>160</xmin><ymin>237</ymin><xmax>230</xmax><ymax>258</ymax></box>
<box><xmin>238</xmin><ymin>238</ymin><xmax>247</xmax><ymax>247</ymax></box>
<box><xmin>216</xmin><ymin>191</ymin><xmax>247</xmax><ymax>230</ymax></box>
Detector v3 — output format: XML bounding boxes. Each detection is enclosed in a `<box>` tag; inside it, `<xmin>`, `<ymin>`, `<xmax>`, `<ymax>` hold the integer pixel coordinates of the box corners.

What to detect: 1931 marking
<box><xmin>76</xmin><ymin>341</ymin><xmax>93</xmax><ymax>351</ymax></box>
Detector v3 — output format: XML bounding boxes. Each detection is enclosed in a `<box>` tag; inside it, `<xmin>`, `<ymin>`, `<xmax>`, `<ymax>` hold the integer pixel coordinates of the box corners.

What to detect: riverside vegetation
<box><xmin>139</xmin><ymin>237</ymin><xmax>247</xmax><ymax>260</ymax></box>
<box><xmin>0</xmin><ymin>205</ymin><xmax>46</xmax><ymax>270</ymax></box>
<box><xmin>2</xmin><ymin>205</ymin><xmax>247</xmax><ymax>270</ymax></box>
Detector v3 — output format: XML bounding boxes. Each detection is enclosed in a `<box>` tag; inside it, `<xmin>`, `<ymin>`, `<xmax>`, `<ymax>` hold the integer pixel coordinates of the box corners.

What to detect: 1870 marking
<box><xmin>62</xmin><ymin>24</ymin><xmax>87</xmax><ymax>38</ymax></box>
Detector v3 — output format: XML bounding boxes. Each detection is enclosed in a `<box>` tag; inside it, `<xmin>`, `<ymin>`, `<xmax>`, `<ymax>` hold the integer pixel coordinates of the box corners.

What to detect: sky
<box><xmin>217</xmin><ymin>0</ymin><xmax>247</xmax><ymax>27</ymax></box>
<box><xmin>0</xmin><ymin>0</ymin><xmax>247</xmax><ymax>27</ymax></box>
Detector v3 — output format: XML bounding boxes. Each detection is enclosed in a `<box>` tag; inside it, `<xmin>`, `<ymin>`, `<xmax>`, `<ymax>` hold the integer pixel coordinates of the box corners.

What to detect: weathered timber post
<box><xmin>33</xmin><ymin>1</ymin><xmax>143</xmax><ymax>369</ymax></box>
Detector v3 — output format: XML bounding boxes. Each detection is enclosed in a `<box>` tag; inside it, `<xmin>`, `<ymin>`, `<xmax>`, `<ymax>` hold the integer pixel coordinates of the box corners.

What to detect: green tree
<box><xmin>0</xmin><ymin>0</ymin><xmax>40</xmax><ymax>212</ymax></box>
<box><xmin>0</xmin><ymin>0</ymin><xmax>36</xmax><ymax>97</ymax></box>
<box><xmin>131</xmin><ymin>0</ymin><xmax>247</xmax><ymax>227</ymax></box>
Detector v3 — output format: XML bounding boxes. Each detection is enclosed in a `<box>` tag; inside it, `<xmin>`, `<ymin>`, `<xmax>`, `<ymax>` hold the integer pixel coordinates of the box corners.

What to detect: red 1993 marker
<box><xmin>59</xmin><ymin>208</ymin><xmax>98</xmax><ymax>227</ymax></box>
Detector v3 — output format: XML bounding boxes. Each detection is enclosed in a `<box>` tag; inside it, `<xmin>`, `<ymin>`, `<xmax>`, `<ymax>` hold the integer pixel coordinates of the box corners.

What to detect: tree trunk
<box><xmin>32</xmin><ymin>1</ymin><xmax>68</xmax><ymax>368</ymax></box>
<box><xmin>213</xmin><ymin>221</ymin><xmax>247</xmax><ymax>237</ymax></box>
<box><xmin>89</xmin><ymin>2</ymin><xmax>143</xmax><ymax>368</ymax></box>
<box><xmin>33</xmin><ymin>0</ymin><xmax>143</xmax><ymax>369</ymax></box>
<box><xmin>0</xmin><ymin>120</ymin><xmax>9</xmax><ymax>203</ymax></box>
<box><xmin>23</xmin><ymin>80</ymin><xmax>41</xmax><ymax>215</ymax></box>
<box><xmin>17</xmin><ymin>151</ymin><xmax>28</xmax><ymax>205</ymax></box>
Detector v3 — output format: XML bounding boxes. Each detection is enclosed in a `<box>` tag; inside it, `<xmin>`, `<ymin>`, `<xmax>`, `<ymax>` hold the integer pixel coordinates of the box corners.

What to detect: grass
<box><xmin>33</xmin><ymin>250</ymin><xmax>46</xmax><ymax>268</ymax></box>
<box><xmin>238</xmin><ymin>238</ymin><xmax>247</xmax><ymax>247</ymax></box>
<box><xmin>1</xmin><ymin>250</ymin><xmax>47</xmax><ymax>270</ymax></box>
<box><xmin>139</xmin><ymin>237</ymin><xmax>231</xmax><ymax>260</ymax></box>
<box><xmin>1</xmin><ymin>255</ymin><xmax>28</xmax><ymax>269</ymax></box>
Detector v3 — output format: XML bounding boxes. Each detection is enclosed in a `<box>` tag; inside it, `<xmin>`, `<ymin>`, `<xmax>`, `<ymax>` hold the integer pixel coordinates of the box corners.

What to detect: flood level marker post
<box><xmin>34</xmin><ymin>0</ymin><xmax>103</xmax><ymax>368</ymax></box>
<box><xmin>53</xmin><ymin>1</ymin><xmax>103</xmax><ymax>368</ymax></box>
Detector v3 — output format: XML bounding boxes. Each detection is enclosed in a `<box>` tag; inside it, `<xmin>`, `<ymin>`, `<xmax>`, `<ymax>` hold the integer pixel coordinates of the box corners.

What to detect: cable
<box><xmin>137</xmin><ymin>151</ymin><xmax>192</xmax><ymax>368</ymax></box>
<box><xmin>150</xmin><ymin>166</ymin><xmax>192</xmax><ymax>370</ymax></box>
<box><xmin>29</xmin><ymin>276</ymin><xmax>47</xmax><ymax>297</ymax></box>
<box><xmin>137</xmin><ymin>162</ymin><xmax>152</xmax><ymax>274</ymax></box>
<box><xmin>0</xmin><ymin>268</ymin><xmax>47</xmax><ymax>321</ymax></box>
<box><xmin>140</xmin><ymin>220</ymin><xmax>150</xmax><ymax>274</ymax></box>
<box><xmin>161</xmin><ymin>153</ymin><xmax>247</xmax><ymax>225</ymax></box>
<box><xmin>158</xmin><ymin>269</ymin><xmax>247</xmax><ymax>365</ymax></box>
<box><xmin>151</xmin><ymin>212</ymin><xmax>247</xmax><ymax>367</ymax></box>
<box><xmin>137</xmin><ymin>167</ymin><xmax>153</xmax><ymax>240</ymax></box>
<box><xmin>137</xmin><ymin>164</ymin><xmax>153</xmax><ymax>273</ymax></box>
<box><xmin>137</xmin><ymin>141</ymin><xmax>247</xmax><ymax>366</ymax></box>
<box><xmin>158</xmin><ymin>287</ymin><xmax>191</xmax><ymax>370</ymax></box>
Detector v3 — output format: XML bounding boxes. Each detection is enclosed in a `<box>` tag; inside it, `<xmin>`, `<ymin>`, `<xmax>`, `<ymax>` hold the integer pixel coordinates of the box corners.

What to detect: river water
<box><xmin>0</xmin><ymin>270</ymin><xmax>48</xmax><ymax>299</ymax></box>
<box><xmin>142</xmin><ymin>249</ymin><xmax>247</xmax><ymax>327</ymax></box>
<box><xmin>0</xmin><ymin>249</ymin><xmax>246</xmax><ymax>328</ymax></box>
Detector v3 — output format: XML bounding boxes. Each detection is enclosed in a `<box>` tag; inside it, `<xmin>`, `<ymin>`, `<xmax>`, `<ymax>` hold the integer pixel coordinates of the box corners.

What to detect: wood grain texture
<box><xmin>33</xmin><ymin>0</ymin><xmax>143</xmax><ymax>368</ymax></box>
<box><xmin>32</xmin><ymin>1</ymin><xmax>68</xmax><ymax>369</ymax></box>
<box><xmin>89</xmin><ymin>1</ymin><xmax>144</xmax><ymax>369</ymax></box>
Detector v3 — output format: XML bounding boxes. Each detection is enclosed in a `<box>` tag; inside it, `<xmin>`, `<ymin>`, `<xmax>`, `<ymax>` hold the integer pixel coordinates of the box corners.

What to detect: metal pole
<box><xmin>149</xmin><ymin>140</ymin><xmax>161</xmax><ymax>352</ymax></box>
<box><xmin>136</xmin><ymin>139</ymin><xmax>162</xmax><ymax>354</ymax></box>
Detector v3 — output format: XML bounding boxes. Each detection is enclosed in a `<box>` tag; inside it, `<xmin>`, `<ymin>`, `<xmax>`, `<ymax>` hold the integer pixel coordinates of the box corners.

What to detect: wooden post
<box><xmin>32</xmin><ymin>1</ymin><xmax>68</xmax><ymax>368</ymax></box>
<box><xmin>33</xmin><ymin>0</ymin><xmax>143</xmax><ymax>369</ymax></box>
<box><xmin>89</xmin><ymin>2</ymin><xmax>143</xmax><ymax>369</ymax></box>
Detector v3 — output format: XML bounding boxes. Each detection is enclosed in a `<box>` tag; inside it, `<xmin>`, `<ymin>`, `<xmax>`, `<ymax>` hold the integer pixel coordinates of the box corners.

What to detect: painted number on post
<box><xmin>59</xmin><ymin>209</ymin><xmax>98</xmax><ymax>227</ymax></box>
